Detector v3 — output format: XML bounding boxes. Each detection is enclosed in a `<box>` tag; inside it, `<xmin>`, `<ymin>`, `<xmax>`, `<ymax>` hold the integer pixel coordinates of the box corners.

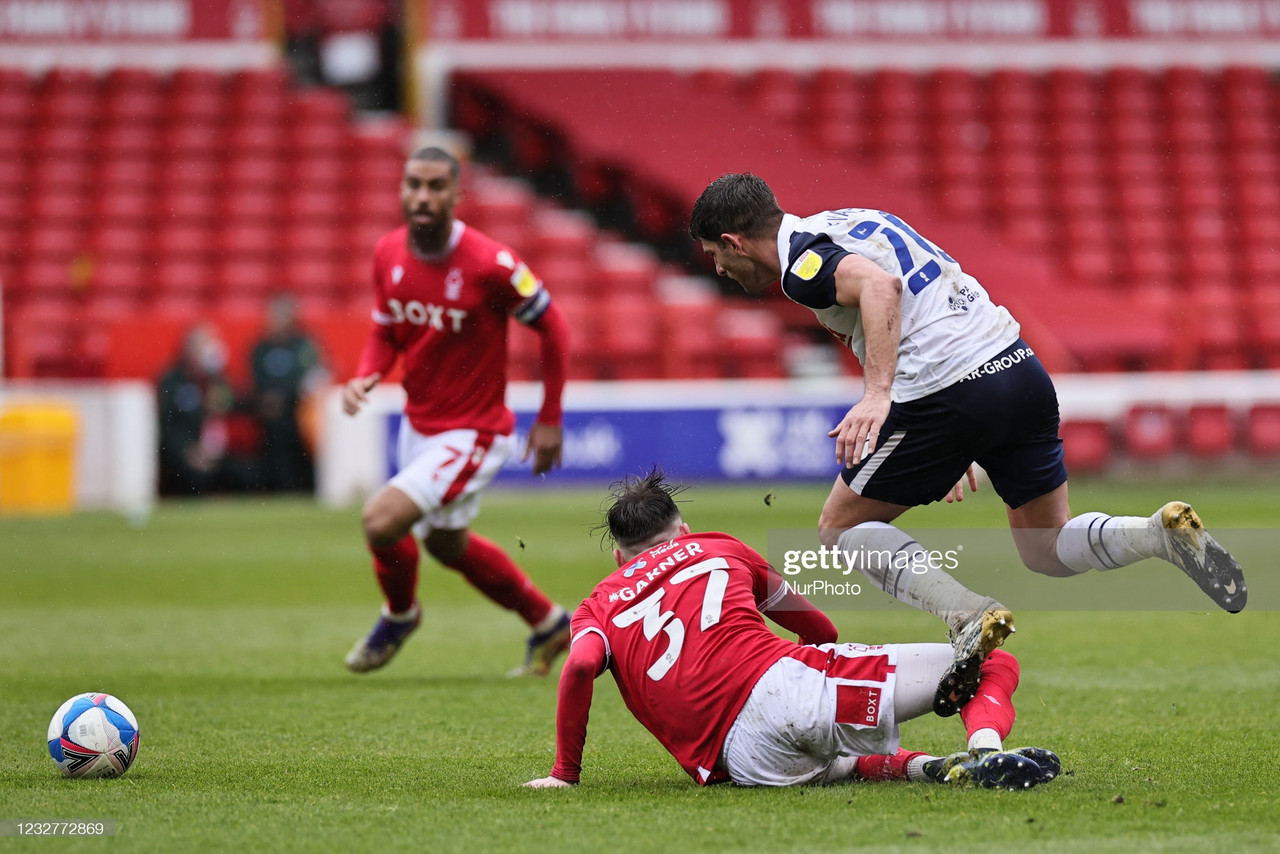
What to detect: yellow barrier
<box><xmin>0</xmin><ymin>402</ymin><xmax>80</xmax><ymax>515</ymax></box>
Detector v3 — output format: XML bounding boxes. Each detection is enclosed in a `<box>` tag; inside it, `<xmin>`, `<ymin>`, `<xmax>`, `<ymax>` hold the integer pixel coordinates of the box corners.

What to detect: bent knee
<box><xmin>362</xmin><ymin>503</ymin><xmax>411</xmax><ymax>547</ymax></box>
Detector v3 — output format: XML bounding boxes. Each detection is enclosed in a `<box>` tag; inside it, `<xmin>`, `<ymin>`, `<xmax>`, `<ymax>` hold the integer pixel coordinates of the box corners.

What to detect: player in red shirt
<box><xmin>342</xmin><ymin>146</ymin><xmax>572</xmax><ymax>677</ymax></box>
<box><xmin>525</xmin><ymin>469</ymin><xmax>1060</xmax><ymax>789</ymax></box>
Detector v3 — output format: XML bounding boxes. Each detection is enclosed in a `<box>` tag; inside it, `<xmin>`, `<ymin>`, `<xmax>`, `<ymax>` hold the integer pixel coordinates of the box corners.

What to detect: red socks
<box><xmin>855</xmin><ymin>749</ymin><xmax>929</xmax><ymax>781</ymax></box>
<box><xmin>369</xmin><ymin>532</ymin><xmax>553</xmax><ymax>627</ymax></box>
<box><xmin>445</xmin><ymin>533</ymin><xmax>554</xmax><ymax>627</ymax></box>
<box><xmin>370</xmin><ymin>534</ymin><xmax>420</xmax><ymax>614</ymax></box>
<box><xmin>960</xmin><ymin>649</ymin><xmax>1019</xmax><ymax>741</ymax></box>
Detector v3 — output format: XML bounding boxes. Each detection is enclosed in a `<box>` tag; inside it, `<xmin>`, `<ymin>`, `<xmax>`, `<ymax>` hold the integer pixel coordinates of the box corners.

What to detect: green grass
<box><xmin>1</xmin><ymin>478</ymin><xmax>1278</xmax><ymax>853</ymax></box>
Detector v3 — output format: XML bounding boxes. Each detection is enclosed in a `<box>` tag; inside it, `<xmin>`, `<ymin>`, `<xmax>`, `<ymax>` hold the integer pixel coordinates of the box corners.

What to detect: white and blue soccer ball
<box><xmin>47</xmin><ymin>693</ymin><xmax>140</xmax><ymax>778</ymax></box>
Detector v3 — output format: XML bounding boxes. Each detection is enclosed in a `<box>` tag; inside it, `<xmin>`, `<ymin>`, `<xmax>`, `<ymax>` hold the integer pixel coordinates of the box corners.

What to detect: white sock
<box><xmin>533</xmin><ymin>604</ymin><xmax>567</xmax><ymax>634</ymax></box>
<box><xmin>968</xmin><ymin>727</ymin><xmax>1003</xmax><ymax>753</ymax></box>
<box><xmin>906</xmin><ymin>755</ymin><xmax>937</xmax><ymax>782</ymax></box>
<box><xmin>381</xmin><ymin>602</ymin><xmax>420</xmax><ymax>621</ymax></box>
<box><xmin>837</xmin><ymin>523</ymin><xmax>1001</xmax><ymax>633</ymax></box>
<box><xmin>1055</xmin><ymin>511</ymin><xmax>1165</xmax><ymax>574</ymax></box>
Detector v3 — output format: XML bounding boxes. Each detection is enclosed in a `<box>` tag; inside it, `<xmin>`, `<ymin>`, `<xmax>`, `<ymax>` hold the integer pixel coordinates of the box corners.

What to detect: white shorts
<box><xmin>388</xmin><ymin>424</ymin><xmax>515</xmax><ymax>537</ymax></box>
<box><xmin>721</xmin><ymin>643</ymin><xmax>918</xmax><ymax>787</ymax></box>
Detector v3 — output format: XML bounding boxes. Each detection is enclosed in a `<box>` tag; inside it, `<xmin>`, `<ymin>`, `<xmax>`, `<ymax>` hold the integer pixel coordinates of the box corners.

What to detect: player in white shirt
<box><xmin>690</xmin><ymin>173</ymin><xmax>1247</xmax><ymax>715</ymax></box>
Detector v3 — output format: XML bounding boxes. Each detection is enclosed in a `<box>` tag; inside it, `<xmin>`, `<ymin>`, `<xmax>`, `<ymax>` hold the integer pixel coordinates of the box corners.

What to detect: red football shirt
<box><xmin>358</xmin><ymin>221</ymin><xmax>551</xmax><ymax>436</ymax></box>
<box><xmin>572</xmin><ymin>532</ymin><xmax>812</xmax><ymax>785</ymax></box>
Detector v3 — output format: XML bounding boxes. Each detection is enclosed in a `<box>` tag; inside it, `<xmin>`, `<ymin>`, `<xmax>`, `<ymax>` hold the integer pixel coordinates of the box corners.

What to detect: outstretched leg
<box><xmin>1011</xmin><ymin>484</ymin><xmax>1247</xmax><ymax>612</ymax></box>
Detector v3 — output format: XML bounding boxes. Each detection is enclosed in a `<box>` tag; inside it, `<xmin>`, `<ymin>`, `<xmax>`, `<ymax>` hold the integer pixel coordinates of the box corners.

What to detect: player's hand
<box><xmin>523</xmin><ymin>775</ymin><xmax>574</xmax><ymax>789</ymax></box>
<box><xmin>944</xmin><ymin>466</ymin><xmax>979</xmax><ymax>504</ymax></box>
<box><xmin>341</xmin><ymin>373</ymin><xmax>381</xmax><ymax>416</ymax></box>
<box><xmin>828</xmin><ymin>393</ymin><xmax>891</xmax><ymax>468</ymax></box>
<box><xmin>523</xmin><ymin>422</ymin><xmax>563</xmax><ymax>475</ymax></box>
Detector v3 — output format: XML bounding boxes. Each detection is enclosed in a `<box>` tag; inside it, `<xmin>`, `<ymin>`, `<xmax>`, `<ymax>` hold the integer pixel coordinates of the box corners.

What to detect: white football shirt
<box><xmin>777</xmin><ymin>210</ymin><xmax>1021</xmax><ymax>401</ymax></box>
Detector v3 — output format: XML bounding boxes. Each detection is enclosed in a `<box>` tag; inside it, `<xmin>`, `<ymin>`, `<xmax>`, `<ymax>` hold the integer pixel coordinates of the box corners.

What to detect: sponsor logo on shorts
<box><xmin>790</xmin><ymin>249</ymin><xmax>823</xmax><ymax>281</ymax></box>
<box><xmin>835</xmin><ymin>684</ymin><xmax>882</xmax><ymax>728</ymax></box>
<box><xmin>959</xmin><ymin>346</ymin><xmax>1034</xmax><ymax>382</ymax></box>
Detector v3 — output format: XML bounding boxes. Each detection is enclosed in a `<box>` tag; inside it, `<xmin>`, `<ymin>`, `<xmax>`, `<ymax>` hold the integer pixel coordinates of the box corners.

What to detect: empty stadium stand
<box><xmin>451</xmin><ymin>65</ymin><xmax>1280</xmax><ymax>374</ymax></box>
<box><xmin>2</xmin><ymin>66</ymin><xmax>784</xmax><ymax>383</ymax></box>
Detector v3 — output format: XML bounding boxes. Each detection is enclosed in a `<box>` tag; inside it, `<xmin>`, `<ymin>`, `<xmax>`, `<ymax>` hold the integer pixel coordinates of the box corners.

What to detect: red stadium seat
<box><xmin>215</xmin><ymin>258</ymin><xmax>279</xmax><ymax>299</ymax></box>
<box><xmin>100</xmin><ymin>124</ymin><xmax>163</xmax><ymax>160</ymax></box>
<box><xmin>88</xmin><ymin>258</ymin><xmax>152</xmax><ymax>304</ymax></box>
<box><xmin>660</xmin><ymin>296</ymin><xmax>723</xmax><ymax>379</ymax></box>
<box><xmin>217</xmin><ymin>223</ymin><xmax>280</xmax><ymax>257</ymax></box>
<box><xmin>1123</xmin><ymin>404</ymin><xmax>1178</xmax><ymax>460</ymax></box>
<box><xmin>26</xmin><ymin>225</ymin><xmax>84</xmax><ymax>258</ymax></box>
<box><xmin>221</xmin><ymin>190</ymin><xmax>280</xmax><ymax>224</ymax></box>
<box><xmin>33</xmin><ymin>125</ymin><xmax>96</xmax><ymax>158</ymax></box>
<box><xmin>1045</xmin><ymin>68</ymin><xmax>1100</xmax><ymax>117</ymax></box>
<box><xmin>226</xmin><ymin>155</ymin><xmax>285</xmax><ymax>189</ymax></box>
<box><xmin>161</xmin><ymin>124</ymin><xmax>225</xmax><ymax>160</ymax></box>
<box><xmin>155</xmin><ymin>224</ymin><xmax>216</xmax><ymax>261</ymax></box>
<box><xmin>1181</xmin><ymin>287</ymin><xmax>1245</xmax><ymax>368</ymax></box>
<box><xmin>1104</xmin><ymin>67</ymin><xmax>1159</xmax><ymax>116</ymax></box>
<box><xmin>93</xmin><ymin>192</ymin><xmax>153</xmax><ymax>226</ymax></box>
<box><xmin>1186</xmin><ymin>404</ymin><xmax>1238</xmax><ymax>459</ymax></box>
<box><xmin>283</xmin><ymin>189</ymin><xmax>344</xmax><ymax>224</ymax></box>
<box><xmin>1245</xmin><ymin>404</ymin><xmax>1280</xmax><ymax>456</ymax></box>
<box><xmin>102</xmin><ymin>90</ymin><xmax>166</xmax><ymax>125</ymax></box>
<box><xmin>598</xmin><ymin>293</ymin><xmax>662</xmax><ymax>379</ymax></box>
<box><xmin>989</xmin><ymin>69</ymin><xmax>1040</xmax><ymax>119</ymax></box>
<box><xmin>88</xmin><ymin>225</ymin><xmax>151</xmax><ymax>258</ymax></box>
<box><xmin>594</xmin><ymin>242</ymin><xmax>658</xmax><ymax>296</ymax></box>
<box><xmin>720</xmin><ymin>307</ymin><xmax>785</xmax><ymax>379</ymax></box>
<box><xmin>1245</xmin><ymin>288</ymin><xmax>1280</xmax><ymax>366</ymax></box>
<box><xmin>167</xmin><ymin>88</ymin><xmax>226</xmax><ymax>124</ymax></box>
<box><xmin>280</xmin><ymin>258</ymin><xmax>341</xmax><ymax>296</ymax></box>
<box><xmin>226</xmin><ymin>119</ymin><xmax>286</xmax><ymax>153</ymax></box>
<box><xmin>531</xmin><ymin>208</ymin><xmax>596</xmax><ymax>265</ymax></box>
<box><xmin>154</xmin><ymin>258</ymin><xmax>214</xmax><ymax>300</ymax></box>
<box><xmin>1059</xmin><ymin>419</ymin><xmax>1113</xmax><ymax>473</ymax></box>
<box><xmin>283</xmin><ymin>224</ymin><xmax>344</xmax><ymax>258</ymax></box>
<box><xmin>928</xmin><ymin>67</ymin><xmax>982</xmax><ymax>119</ymax></box>
<box><xmin>749</xmin><ymin>68</ymin><xmax>806</xmax><ymax>125</ymax></box>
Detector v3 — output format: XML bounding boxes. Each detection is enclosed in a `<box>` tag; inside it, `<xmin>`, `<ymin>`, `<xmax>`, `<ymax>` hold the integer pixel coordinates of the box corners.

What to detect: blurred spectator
<box><xmin>282</xmin><ymin>0</ymin><xmax>402</xmax><ymax>111</ymax></box>
<box><xmin>249</xmin><ymin>295</ymin><xmax>328</xmax><ymax>492</ymax></box>
<box><xmin>157</xmin><ymin>324</ymin><xmax>256</xmax><ymax>496</ymax></box>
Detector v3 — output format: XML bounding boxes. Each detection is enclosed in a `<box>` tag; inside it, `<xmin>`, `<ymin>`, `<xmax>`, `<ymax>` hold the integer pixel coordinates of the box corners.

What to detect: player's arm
<box><xmin>752</xmin><ymin>561</ymin><xmax>838</xmax><ymax>646</ymax></box>
<box><xmin>520</xmin><ymin>297</ymin><xmax>568</xmax><ymax>475</ymax></box>
<box><xmin>524</xmin><ymin>631</ymin><xmax>606</xmax><ymax>788</ymax></box>
<box><xmin>828</xmin><ymin>254</ymin><xmax>902</xmax><ymax>467</ymax></box>
<box><xmin>344</xmin><ymin>258</ymin><xmax>401</xmax><ymax>416</ymax></box>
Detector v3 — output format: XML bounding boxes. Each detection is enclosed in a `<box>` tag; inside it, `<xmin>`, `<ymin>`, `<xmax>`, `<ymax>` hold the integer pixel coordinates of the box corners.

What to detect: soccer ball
<box><xmin>46</xmin><ymin>693</ymin><xmax>140</xmax><ymax>778</ymax></box>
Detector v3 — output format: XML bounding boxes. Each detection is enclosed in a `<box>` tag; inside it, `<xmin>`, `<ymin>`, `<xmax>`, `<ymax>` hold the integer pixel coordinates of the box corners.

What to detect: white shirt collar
<box><xmin>776</xmin><ymin>213</ymin><xmax>801</xmax><ymax>271</ymax></box>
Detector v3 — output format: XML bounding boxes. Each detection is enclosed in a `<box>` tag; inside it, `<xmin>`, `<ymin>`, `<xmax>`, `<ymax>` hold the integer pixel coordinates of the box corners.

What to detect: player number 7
<box><xmin>611</xmin><ymin>558</ymin><xmax>730</xmax><ymax>681</ymax></box>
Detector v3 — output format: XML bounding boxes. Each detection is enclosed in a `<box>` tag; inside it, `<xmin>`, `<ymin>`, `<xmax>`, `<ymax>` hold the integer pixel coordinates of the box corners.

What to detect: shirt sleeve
<box><xmin>781</xmin><ymin>231</ymin><xmax>849</xmax><ymax>310</ymax></box>
<box><xmin>734</xmin><ymin>538</ymin><xmax>839</xmax><ymax>646</ymax></box>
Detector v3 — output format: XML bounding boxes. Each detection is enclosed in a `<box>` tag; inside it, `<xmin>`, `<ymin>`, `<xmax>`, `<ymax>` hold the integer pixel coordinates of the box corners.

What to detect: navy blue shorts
<box><xmin>840</xmin><ymin>339</ymin><xmax>1068</xmax><ymax>509</ymax></box>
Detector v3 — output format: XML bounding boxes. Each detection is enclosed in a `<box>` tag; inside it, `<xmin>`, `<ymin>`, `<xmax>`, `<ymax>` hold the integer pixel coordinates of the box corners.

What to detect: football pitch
<box><xmin>2</xmin><ymin>478</ymin><xmax>1278</xmax><ymax>853</ymax></box>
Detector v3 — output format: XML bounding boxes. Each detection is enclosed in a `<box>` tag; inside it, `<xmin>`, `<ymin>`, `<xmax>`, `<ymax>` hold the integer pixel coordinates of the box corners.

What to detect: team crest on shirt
<box><xmin>790</xmin><ymin>250</ymin><xmax>822</xmax><ymax>281</ymax></box>
<box><xmin>392</xmin><ymin>265</ymin><xmax>404</xmax><ymax>284</ymax></box>
<box><xmin>445</xmin><ymin>268</ymin><xmax>464</xmax><ymax>301</ymax></box>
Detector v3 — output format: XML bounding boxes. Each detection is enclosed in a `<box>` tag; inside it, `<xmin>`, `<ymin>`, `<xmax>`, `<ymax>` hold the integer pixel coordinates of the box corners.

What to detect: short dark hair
<box><xmin>689</xmin><ymin>172</ymin><xmax>784</xmax><ymax>243</ymax></box>
<box><xmin>406</xmin><ymin>145</ymin><xmax>460</xmax><ymax>180</ymax></box>
<box><xmin>601</xmin><ymin>467</ymin><xmax>687</xmax><ymax>550</ymax></box>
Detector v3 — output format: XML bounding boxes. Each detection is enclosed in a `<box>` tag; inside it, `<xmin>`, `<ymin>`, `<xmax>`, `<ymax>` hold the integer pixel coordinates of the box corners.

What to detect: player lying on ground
<box><xmin>689</xmin><ymin>172</ymin><xmax>1247</xmax><ymax>715</ymax></box>
<box><xmin>524</xmin><ymin>469</ymin><xmax>1060</xmax><ymax>790</ymax></box>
